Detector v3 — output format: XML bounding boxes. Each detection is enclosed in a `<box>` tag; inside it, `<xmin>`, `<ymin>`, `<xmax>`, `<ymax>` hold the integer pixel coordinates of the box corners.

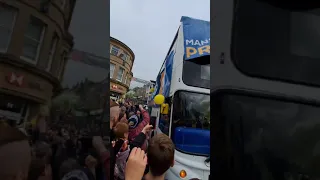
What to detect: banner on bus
<box><xmin>181</xmin><ymin>16</ymin><xmax>210</xmax><ymax>61</ymax></box>
<box><xmin>152</xmin><ymin>50</ymin><xmax>175</xmax><ymax>99</ymax></box>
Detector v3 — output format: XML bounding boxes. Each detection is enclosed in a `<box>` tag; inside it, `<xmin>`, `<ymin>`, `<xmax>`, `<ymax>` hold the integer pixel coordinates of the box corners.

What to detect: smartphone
<box><xmin>80</xmin><ymin>137</ymin><xmax>93</xmax><ymax>154</ymax></box>
<box><xmin>150</xmin><ymin>116</ymin><xmax>156</xmax><ymax>129</ymax></box>
<box><xmin>114</xmin><ymin>139</ymin><xmax>125</xmax><ymax>154</ymax></box>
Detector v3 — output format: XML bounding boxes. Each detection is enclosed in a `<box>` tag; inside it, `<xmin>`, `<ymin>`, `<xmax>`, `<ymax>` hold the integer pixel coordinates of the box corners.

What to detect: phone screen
<box><xmin>150</xmin><ymin>116</ymin><xmax>156</xmax><ymax>129</ymax></box>
<box><xmin>79</xmin><ymin>137</ymin><xmax>93</xmax><ymax>154</ymax></box>
<box><xmin>114</xmin><ymin>139</ymin><xmax>125</xmax><ymax>154</ymax></box>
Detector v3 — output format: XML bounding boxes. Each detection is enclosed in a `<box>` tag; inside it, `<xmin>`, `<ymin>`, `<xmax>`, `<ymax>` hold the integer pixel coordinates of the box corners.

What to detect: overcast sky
<box><xmin>110</xmin><ymin>0</ymin><xmax>210</xmax><ymax>87</ymax></box>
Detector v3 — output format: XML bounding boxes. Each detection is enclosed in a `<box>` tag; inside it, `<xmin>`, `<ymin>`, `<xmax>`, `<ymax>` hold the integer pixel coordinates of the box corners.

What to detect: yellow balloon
<box><xmin>154</xmin><ymin>94</ymin><xmax>165</xmax><ymax>105</ymax></box>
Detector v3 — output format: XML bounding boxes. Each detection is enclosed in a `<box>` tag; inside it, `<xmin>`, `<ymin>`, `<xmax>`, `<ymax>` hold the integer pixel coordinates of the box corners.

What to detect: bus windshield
<box><xmin>212</xmin><ymin>92</ymin><xmax>320</xmax><ymax>179</ymax></box>
<box><xmin>232</xmin><ymin>0</ymin><xmax>320</xmax><ymax>86</ymax></box>
<box><xmin>171</xmin><ymin>91</ymin><xmax>210</xmax><ymax>155</ymax></box>
<box><xmin>182</xmin><ymin>55</ymin><xmax>210</xmax><ymax>89</ymax></box>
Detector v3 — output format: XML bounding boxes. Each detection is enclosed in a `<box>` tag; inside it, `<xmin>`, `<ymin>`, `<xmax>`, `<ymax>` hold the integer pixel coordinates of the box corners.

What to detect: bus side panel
<box><xmin>170</xmin><ymin>25</ymin><xmax>185</xmax><ymax>97</ymax></box>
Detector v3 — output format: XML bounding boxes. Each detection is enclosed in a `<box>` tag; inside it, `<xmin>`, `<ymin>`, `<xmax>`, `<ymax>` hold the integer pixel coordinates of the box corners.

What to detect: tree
<box><xmin>126</xmin><ymin>91</ymin><xmax>136</xmax><ymax>99</ymax></box>
<box><xmin>51</xmin><ymin>91</ymin><xmax>80</xmax><ymax>115</ymax></box>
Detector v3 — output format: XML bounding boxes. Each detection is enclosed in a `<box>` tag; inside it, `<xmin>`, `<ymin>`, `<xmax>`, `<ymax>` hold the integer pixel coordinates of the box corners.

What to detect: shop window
<box><xmin>110</xmin><ymin>63</ymin><xmax>115</xmax><ymax>78</ymax></box>
<box><xmin>117</xmin><ymin>67</ymin><xmax>124</xmax><ymax>82</ymax></box>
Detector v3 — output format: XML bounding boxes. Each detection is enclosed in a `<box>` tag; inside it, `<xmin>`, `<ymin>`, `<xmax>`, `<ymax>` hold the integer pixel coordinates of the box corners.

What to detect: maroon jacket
<box><xmin>128</xmin><ymin>109</ymin><xmax>150</xmax><ymax>144</ymax></box>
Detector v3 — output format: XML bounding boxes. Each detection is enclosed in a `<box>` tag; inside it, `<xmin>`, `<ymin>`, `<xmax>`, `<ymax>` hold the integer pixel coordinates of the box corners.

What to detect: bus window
<box><xmin>232</xmin><ymin>0</ymin><xmax>320</xmax><ymax>86</ymax></box>
<box><xmin>171</xmin><ymin>91</ymin><xmax>210</xmax><ymax>155</ymax></box>
<box><xmin>212</xmin><ymin>92</ymin><xmax>320</xmax><ymax>179</ymax></box>
<box><xmin>182</xmin><ymin>55</ymin><xmax>210</xmax><ymax>89</ymax></box>
<box><xmin>159</xmin><ymin>98</ymin><xmax>172</xmax><ymax>136</ymax></box>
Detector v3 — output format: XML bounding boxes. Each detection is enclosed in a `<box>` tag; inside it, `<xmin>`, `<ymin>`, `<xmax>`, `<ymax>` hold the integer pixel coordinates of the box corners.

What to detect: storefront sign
<box><xmin>112</xmin><ymin>85</ymin><xmax>118</xmax><ymax>89</ymax></box>
<box><xmin>6</xmin><ymin>72</ymin><xmax>43</xmax><ymax>91</ymax></box>
<box><xmin>7</xmin><ymin>72</ymin><xmax>24</xmax><ymax>87</ymax></box>
<box><xmin>111</xmin><ymin>84</ymin><xmax>125</xmax><ymax>91</ymax></box>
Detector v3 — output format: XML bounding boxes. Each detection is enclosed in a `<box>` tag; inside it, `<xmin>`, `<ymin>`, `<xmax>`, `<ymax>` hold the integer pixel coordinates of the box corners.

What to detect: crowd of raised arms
<box><xmin>110</xmin><ymin>100</ymin><xmax>175</xmax><ymax>180</ymax></box>
<box><xmin>0</xmin><ymin>99</ymin><xmax>175</xmax><ymax>180</ymax></box>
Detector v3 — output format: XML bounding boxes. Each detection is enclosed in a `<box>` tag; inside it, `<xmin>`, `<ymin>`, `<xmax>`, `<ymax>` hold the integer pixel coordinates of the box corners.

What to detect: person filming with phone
<box><xmin>111</xmin><ymin>101</ymin><xmax>153</xmax><ymax>179</ymax></box>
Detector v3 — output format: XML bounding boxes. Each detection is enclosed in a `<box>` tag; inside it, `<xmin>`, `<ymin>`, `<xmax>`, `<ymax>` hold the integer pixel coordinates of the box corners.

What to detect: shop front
<box><xmin>0</xmin><ymin>64</ymin><xmax>54</xmax><ymax>125</ymax></box>
<box><xmin>110</xmin><ymin>81</ymin><xmax>127</xmax><ymax>101</ymax></box>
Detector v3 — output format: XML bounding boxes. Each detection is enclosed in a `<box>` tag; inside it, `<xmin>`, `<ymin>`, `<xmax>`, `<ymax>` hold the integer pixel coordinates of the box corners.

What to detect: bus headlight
<box><xmin>179</xmin><ymin>170</ymin><xmax>187</xmax><ymax>178</ymax></box>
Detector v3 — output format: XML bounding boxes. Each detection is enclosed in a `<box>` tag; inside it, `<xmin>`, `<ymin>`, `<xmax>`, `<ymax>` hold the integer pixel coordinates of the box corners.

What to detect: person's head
<box><xmin>128</xmin><ymin>111</ymin><xmax>135</xmax><ymax>119</ymax></box>
<box><xmin>110</xmin><ymin>100</ymin><xmax>121</xmax><ymax>128</ymax></box>
<box><xmin>128</xmin><ymin>115</ymin><xmax>139</xmax><ymax>129</ymax></box>
<box><xmin>124</xmin><ymin>102</ymin><xmax>129</xmax><ymax>107</ymax></box>
<box><xmin>120</xmin><ymin>106</ymin><xmax>126</xmax><ymax>113</ymax></box>
<box><xmin>0</xmin><ymin>123</ymin><xmax>31</xmax><ymax>180</ymax></box>
<box><xmin>59</xmin><ymin>158</ymin><xmax>80</xmax><ymax>179</ymax></box>
<box><xmin>147</xmin><ymin>134</ymin><xmax>175</xmax><ymax>177</ymax></box>
<box><xmin>113</xmin><ymin>122</ymin><xmax>129</xmax><ymax>140</ymax></box>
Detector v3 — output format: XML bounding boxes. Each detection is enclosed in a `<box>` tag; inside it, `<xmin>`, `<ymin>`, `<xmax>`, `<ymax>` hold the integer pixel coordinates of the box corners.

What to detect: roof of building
<box><xmin>110</xmin><ymin>37</ymin><xmax>135</xmax><ymax>62</ymax></box>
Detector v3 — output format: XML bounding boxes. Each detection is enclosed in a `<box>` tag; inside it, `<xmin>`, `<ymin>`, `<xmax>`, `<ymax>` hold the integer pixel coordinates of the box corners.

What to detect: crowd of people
<box><xmin>0</xmin><ymin>111</ymin><xmax>110</xmax><ymax>180</ymax></box>
<box><xmin>110</xmin><ymin>100</ymin><xmax>175</xmax><ymax>180</ymax></box>
<box><xmin>0</xmin><ymin>99</ymin><xmax>175</xmax><ymax>180</ymax></box>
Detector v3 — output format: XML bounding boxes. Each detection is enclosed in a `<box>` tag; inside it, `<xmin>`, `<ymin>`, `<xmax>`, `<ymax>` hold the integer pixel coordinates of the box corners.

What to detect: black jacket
<box><xmin>110</xmin><ymin>129</ymin><xmax>147</xmax><ymax>180</ymax></box>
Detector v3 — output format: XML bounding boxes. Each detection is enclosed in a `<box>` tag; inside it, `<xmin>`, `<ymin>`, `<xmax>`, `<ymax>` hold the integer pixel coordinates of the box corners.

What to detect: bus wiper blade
<box><xmin>205</xmin><ymin>156</ymin><xmax>210</xmax><ymax>163</ymax></box>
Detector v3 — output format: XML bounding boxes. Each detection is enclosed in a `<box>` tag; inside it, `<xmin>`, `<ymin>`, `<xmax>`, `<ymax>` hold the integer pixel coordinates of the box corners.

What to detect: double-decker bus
<box><xmin>211</xmin><ymin>0</ymin><xmax>320</xmax><ymax>179</ymax></box>
<box><xmin>151</xmin><ymin>16</ymin><xmax>210</xmax><ymax>180</ymax></box>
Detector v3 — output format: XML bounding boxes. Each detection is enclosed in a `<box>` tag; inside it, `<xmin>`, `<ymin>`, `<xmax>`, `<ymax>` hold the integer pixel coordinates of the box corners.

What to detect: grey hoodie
<box><xmin>114</xmin><ymin>147</ymin><xmax>130</xmax><ymax>180</ymax></box>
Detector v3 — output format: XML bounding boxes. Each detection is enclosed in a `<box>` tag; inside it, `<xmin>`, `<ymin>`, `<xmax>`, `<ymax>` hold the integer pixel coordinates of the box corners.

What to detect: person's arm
<box><xmin>130</xmin><ymin>132</ymin><xmax>146</xmax><ymax>149</ymax></box>
<box><xmin>92</xmin><ymin>136</ymin><xmax>111</xmax><ymax>179</ymax></box>
<box><xmin>140</xmin><ymin>106</ymin><xmax>150</xmax><ymax>127</ymax></box>
<box><xmin>136</xmin><ymin>107</ymin><xmax>151</xmax><ymax>131</ymax></box>
<box><xmin>125</xmin><ymin>148</ymin><xmax>147</xmax><ymax>180</ymax></box>
<box><xmin>129</xmin><ymin>124</ymin><xmax>153</xmax><ymax>155</ymax></box>
<box><xmin>100</xmin><ymin>150</ymin><xmax>110</xmax><ymax>179</ymax></box>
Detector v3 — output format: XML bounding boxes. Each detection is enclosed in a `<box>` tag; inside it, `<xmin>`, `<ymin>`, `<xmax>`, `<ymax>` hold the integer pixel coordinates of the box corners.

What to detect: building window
<box><xmin>46</xmin><ymin>35</ymin><xmax>58</xmax><ymax>72</ymax></box>
<box><xmin>120</xmin><ymin>53</ymin><xmax>128</xmax><ymax>61</ymax></box>
<box><xmin>110</xmin><ymin>45</ymin><xmax>119</xmax><ymax>56</ymax></box>
<box><xmin>117</xmin><ymin>67</ymin><xmax>124</xmax><ymax>82</ymax></box>
<box><xmin>21</xmin><ymin>16</ymin><xmax>45</xmax><ymax>64</ymax></box>
<box><xmin>0</xmin><ymin>5</ymin><xmax>17</xmax><ymax>53</ymax></box>
<box><xmin>110</xmin><ymin>63</ymin><xmax>115</xmax><ymax>78</ymax></box>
